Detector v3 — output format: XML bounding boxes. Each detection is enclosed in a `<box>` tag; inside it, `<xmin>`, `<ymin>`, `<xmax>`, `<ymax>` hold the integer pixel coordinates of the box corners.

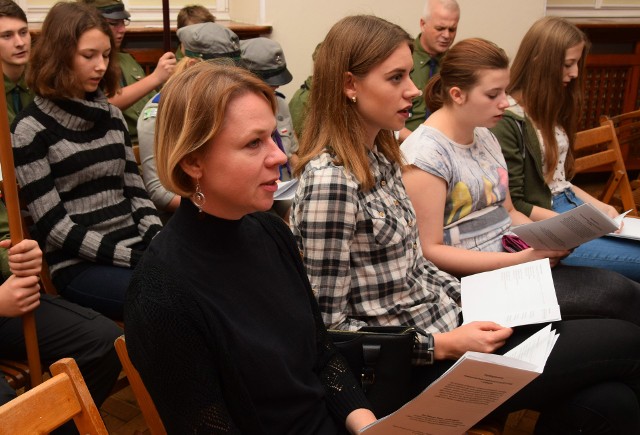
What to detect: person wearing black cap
<box><xmin>138</xmin><ymin>22</ymin><xmax>241</xmax><ymax>221</ymax></box>
<box><xmin>79</xmin><ymin>0</ymin><xmax>177</xmax><ymax>143</ymax></box>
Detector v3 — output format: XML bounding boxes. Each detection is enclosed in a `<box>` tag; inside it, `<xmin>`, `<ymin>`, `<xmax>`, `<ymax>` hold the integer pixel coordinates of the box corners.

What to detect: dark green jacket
<box><xmin>4</xmin><ymin>73</ymin><xmax>33</xmax><ymax>126</ymax></box>
<box><xmin>491</xmin><ymin>108</ymin><xmax>552</xmax><ymax>217</ymax></box>
<box><xmin>288</xmin><ymin>75</ymin><xmax>311</xmax><ymax>138</ymax></box>
<box><xmin>406</xmin><ymin>34</ymin><xmax>444</xmax><ymax>132</ymax></box>
<box><xmin>0</xmin><ymin>202</ymin><xmax>12</xmax><ymax>280</ymax></box>
<box><xmin>118</xmin><ymin>52</ymin><xmax>155</xmax><ymax>143</ymax></box>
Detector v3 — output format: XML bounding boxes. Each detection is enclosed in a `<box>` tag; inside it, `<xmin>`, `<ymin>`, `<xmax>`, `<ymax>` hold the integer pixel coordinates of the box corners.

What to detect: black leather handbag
<box><xmin>328</xmin><ymin>326</ymin><xmax>424</xmax><ymax>417</ymax></box>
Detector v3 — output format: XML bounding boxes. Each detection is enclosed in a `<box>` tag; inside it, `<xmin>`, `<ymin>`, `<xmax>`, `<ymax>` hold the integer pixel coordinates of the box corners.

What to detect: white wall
<box><xmin>231</xmin><ymin>0</ymin><xmax>546</xmax><ymax>98</ymax></box>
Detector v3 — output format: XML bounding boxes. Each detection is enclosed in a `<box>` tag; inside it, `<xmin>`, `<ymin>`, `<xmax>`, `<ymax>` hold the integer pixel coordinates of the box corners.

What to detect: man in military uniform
<box><xmin>81</xmin><ymin>0</ymin><xmax>176</xmax><ymax>143</ymax></box>
<box><xmin>0</xmin><ymin>0</ymin><xmax>32</xmax><ymax>125</ymax></box>
<box><xmin>399</xmin><ymin>0</ymin><xmax>460</xmax><ymax>141</ymax></box>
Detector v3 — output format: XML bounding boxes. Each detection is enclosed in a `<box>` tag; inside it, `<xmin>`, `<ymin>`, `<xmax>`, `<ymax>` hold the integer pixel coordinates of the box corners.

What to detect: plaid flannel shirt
<box><xmin>291</xmin><ymin>148</ymin><xmax>462</xmax><ymax>364</ymax></box>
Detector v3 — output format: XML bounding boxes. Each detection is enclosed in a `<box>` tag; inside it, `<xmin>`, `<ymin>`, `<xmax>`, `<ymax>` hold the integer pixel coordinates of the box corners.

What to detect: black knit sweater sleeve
<box><xmin>253</xmin><ymin>213</ymin><xmax>372</xmax><ymax>423</ymax></box>
<box><xmin>125</xmin><ymin>253</ymin><xmax>263</xmax><ymax>434</ymax></box>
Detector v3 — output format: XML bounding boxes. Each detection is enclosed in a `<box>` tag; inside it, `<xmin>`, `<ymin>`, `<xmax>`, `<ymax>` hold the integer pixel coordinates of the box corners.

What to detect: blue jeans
<box><xmin>552</xmin><ymin>188</ymin><xmax>640</xmax><ymax>282</ymax></box>
<box><xmin>59</xmin><ymin>264</ymin><xmax>134</xmax><ymax>320</ymax></box>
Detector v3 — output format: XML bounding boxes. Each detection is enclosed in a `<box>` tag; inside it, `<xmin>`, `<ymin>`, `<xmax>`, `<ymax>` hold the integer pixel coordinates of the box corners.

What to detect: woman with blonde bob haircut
<box><xmin>126</xmin><ymin>61</ymin><xmax>377</xmax><ymax>434</ymax></box>
<box><xmin>492</xmin><ymin>16</ymin><xmax>640</xmax><ymax>281</ymax></box>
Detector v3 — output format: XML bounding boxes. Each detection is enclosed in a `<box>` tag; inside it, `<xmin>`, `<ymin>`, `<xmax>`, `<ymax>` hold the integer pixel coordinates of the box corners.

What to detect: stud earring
<box><xmin>192</xmin><ymin>180</ymin><xmax>206</xmax><ymax>212</ymax></box>
<box><xmin>351</xmin><ymin>96</ymin><xmax>357</xmax><ymax>103</ymax></box>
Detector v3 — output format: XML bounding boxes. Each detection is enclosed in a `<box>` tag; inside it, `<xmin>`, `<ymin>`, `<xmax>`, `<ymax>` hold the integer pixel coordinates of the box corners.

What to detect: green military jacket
<box><xmin>118</xmin><ymin>52</ymin><xmax>155</xmax><ymax>143</ymax></box>
<box><xmin>288</xmin><ymin>75</ymin><xmax>312</xmax><ymax>138</ymax></box>
<box><xmin>406</xmin><ymin>34</ymin><xmax>444</xmax><ymax>132</ymax></box>
<box><xmin>4</xmin><ymin>73</ymin><xmax>33</xmax><ymax>126</ymax></box>
<box><xmin>0</xmin><ymin>202</ymin><xmax>12</xmax><ymax>280</ymax></box>
<box><xmin>490</xmin><ymin>104</ymin><xmax>552</xmax><ymax>217</ymax></box>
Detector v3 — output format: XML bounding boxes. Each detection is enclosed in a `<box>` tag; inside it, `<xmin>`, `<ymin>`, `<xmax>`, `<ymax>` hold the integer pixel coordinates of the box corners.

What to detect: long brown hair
<box><xmin>424</xmin><ymin>38</ymin><xmax>508</xmax><ymax>113</ymax></box>
<box><xmin>155</xmin><ymin>62</ymin><xmax>276</xmax><ymax>197</ymax></box>
<box><xmin>507</xmin><ymin>16</ymin><xmax>589</xmax><ymax>182</ymax></box>
<box><xmin>294</xmin><ymin>15</ymin><xmax>413</xmax><ymax>190</ymax></box>
<box><xmin>27</xmin><ymin>2</ymin><xmax>119</xmax><ymax>99</ymax></box>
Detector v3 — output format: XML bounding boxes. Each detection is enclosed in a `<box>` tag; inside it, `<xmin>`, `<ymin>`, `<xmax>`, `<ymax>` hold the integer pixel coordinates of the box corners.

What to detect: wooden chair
<box><xmin>0</xmin><ymin>358</ymin><xmax>107</xmax><ymax>434</ymax></box>
<box><xmin>600</xmin><ymin>109</ymin><xmax>640</xmax><ymax>206</ymax></box>
<box><xmin>573</xmin><ymin>121</ymin><xmax>638</xmax><ymax>215</ymax></box>
<box><xmin>600</xmin><ymin>109</ymin><xmax>640</xmax><ymax>161</ymax></box>
<box><xmin>114</xmin><ymin>335</ymin><xmax>166</xmax><ymax>435</ymax></box>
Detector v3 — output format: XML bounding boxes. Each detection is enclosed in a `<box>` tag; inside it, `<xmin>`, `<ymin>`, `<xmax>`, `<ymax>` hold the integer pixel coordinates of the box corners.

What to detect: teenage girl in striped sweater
<box><xmin>11</xmin><ymin>2</ymin><xmax>161</xmax><ymax>320</ymax></box>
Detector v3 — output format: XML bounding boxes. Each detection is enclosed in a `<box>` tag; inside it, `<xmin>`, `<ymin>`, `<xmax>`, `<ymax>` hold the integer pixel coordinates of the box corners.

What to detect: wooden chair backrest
<box><xmin>574</xmin><ymin>121</ymin><xmax>638</xmax><ymax>215</ymax></box>
<box><xmin>115</xmin><ymin>335</ymin><xmax>166</xmax><ymax>435</ymax></box>
<box><xmin>601</xmin><ymin>109</ymin><xmax>640</xmax><ymax>150</ymax></box>
<box><xmin>0</xmin><ymin>358</ymin><xmax>107</xmax><ymax>434</ymax></box>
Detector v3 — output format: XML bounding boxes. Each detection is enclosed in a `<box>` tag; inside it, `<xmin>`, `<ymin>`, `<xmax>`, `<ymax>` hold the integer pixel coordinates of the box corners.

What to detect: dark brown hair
<box><xmin>424</xmin><ymin>38</ymin><xmax>508</xmax><ymax>113</ymax></box>
<box><xmin>0</xmin><ymin>0</ymin><xmax>26</xmax><ymax>22</ymax></box>
<box><xmin>27</xmin><ymin>2</ymin><xmax>119</xmax><ymax>99</ymax></box>
<box><xmin>507</xmin><ymin>16</ymin><xmax>590</xmax><ymax>182</ymax></box>
<box><xmin>294</xmin><ymin>15</ymin><xmax>413</xmax><ymax>190</ymax></box>
<box><xmin>177</xmin><ymin>5</ymin><xmax>215</xmax><ymax>29</ymax></box>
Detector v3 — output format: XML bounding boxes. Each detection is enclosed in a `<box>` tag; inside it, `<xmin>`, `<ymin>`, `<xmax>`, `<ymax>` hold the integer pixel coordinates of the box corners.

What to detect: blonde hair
<box><xmin>294</xmin><ymin>15</ymin><xmax>412</xmax><ymax>190</ymax></box>
<box><xmin>155</xmin><ymin>62</ymin><xmax>276</xmax><ymax>197</ymax></box>
<box><xmin>508</xmin><ymin>16</ymin><xmax>589</xmax><ymax>182</ymax></box>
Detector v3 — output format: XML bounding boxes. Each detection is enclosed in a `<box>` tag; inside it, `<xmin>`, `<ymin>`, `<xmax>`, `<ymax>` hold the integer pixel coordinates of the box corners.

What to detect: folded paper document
<box><xmin>273</xmin><ymin>179</ymin><xmax>298</xmax><ymax>201</ymax></box>
<box><xmin>362</xmin><ymin>325</ymin><xmax>559</xmax><ymax>434</ymax></box>
<box><xmin>511</xmin><ymin>203</ymin><xmax>628</xmax><ymax>250</ymax></box>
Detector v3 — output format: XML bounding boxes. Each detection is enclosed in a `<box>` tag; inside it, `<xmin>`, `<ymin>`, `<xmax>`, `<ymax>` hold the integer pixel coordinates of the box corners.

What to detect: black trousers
<box><xmin>0</xmin><ymin>294</ymin><xmax>122</xmax><ymax>408</ymax></box>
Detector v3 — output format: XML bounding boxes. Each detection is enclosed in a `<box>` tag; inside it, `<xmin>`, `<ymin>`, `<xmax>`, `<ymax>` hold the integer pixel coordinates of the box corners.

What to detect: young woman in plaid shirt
<box><xmin>291</xmin><ymin>14</ymin><xmax>640</xmax><ymax>433</ymax></box>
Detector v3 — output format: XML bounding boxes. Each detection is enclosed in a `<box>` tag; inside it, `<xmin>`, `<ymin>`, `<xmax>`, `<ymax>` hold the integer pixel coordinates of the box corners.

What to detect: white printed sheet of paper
<box><xmin>461</xmin><ymin>259</ymin><xmax>561</xmax><ymax>327</ymax></box>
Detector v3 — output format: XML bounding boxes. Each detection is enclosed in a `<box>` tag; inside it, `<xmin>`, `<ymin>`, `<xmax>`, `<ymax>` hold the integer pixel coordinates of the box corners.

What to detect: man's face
<box><xmin>419</xmin><ymin>3</ymin><xmax>459</xmax><ymax>56</ymax></box>
<box><xmin>0</xmin><ymin>17</ymin><xmax>30</xmax><ymax>68</ymax></box>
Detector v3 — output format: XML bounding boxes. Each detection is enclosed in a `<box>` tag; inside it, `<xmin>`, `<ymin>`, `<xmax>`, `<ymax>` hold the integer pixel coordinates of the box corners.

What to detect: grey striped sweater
<box><xmin>11</xmin><ymin>91</ymin><xmax>162</xmax><ymax>285</ymax></box>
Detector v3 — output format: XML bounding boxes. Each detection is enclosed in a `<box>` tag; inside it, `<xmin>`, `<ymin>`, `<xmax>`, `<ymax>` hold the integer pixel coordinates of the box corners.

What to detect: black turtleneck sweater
<box><xmin>125</xmin><ymin>199</ymin><xmax>369</xmax><ymax>434</ymax></box>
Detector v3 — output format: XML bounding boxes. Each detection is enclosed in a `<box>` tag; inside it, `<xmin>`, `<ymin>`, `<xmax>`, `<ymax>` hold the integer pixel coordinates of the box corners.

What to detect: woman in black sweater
<box><xmin>124</xmin><ymin>62</ymin><xmax>376</xmax><ymax>434</ymax></box>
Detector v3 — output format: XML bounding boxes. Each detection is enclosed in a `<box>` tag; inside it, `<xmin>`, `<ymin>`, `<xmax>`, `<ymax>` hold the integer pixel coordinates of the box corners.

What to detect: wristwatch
<box><xmin>424</xmin><ymin>333</ymin><xmax>435</xmax><ymax>364</ymax></box>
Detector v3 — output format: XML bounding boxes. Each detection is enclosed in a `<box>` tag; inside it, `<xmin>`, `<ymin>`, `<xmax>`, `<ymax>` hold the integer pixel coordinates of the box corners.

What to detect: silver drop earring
<box><xmin>351</xmin><ymin>96</ymin><xmax>357</xmax><ymax>103</ymax></box>
<box><xmin>192</xmin><ymin>181</ymin><xmax>206</xmax><ymax>212</ymax></box>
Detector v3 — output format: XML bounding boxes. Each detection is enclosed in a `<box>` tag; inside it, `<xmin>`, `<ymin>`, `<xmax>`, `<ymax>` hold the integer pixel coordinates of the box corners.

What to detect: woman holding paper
<box><xmin>291</xmin><ymin>15</ymin><xmax>640</xmax><ymax>433</ymax></box>
<box><xmin>400</xmin><ymin>37</ymin><xmax>640</xmax><ymax>325</ymax></box>
<box><xmin>490</xmin><ymin>16</ymin><xmax>640</xmax><ymax>281</ymax></box>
